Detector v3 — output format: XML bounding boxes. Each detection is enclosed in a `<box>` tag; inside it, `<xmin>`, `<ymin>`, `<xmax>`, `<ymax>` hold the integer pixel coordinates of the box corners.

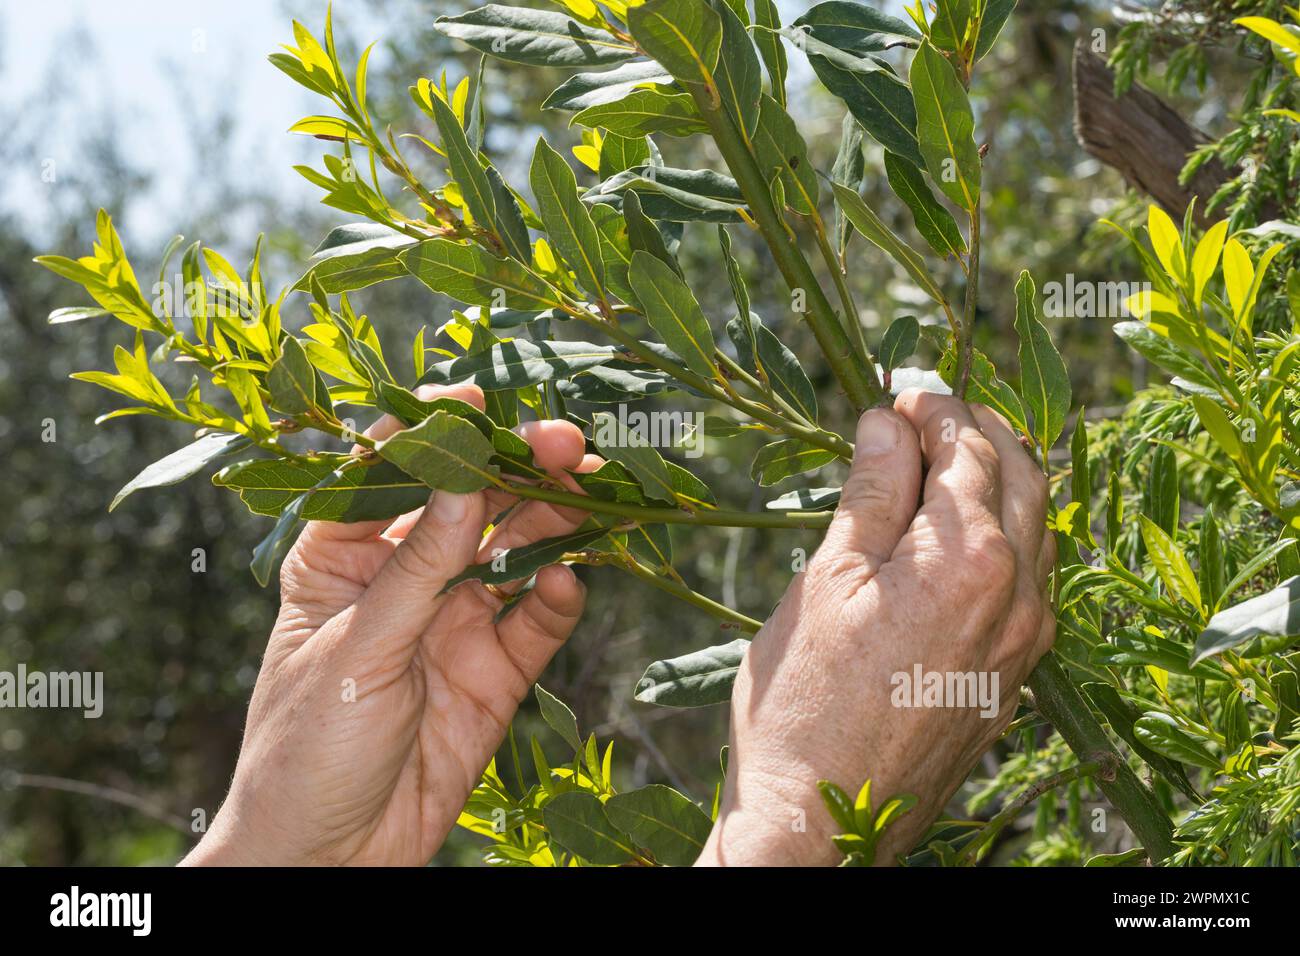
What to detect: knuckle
<box><xmin>839</xmin><ymin>470</ymin><xmax>901</xmax><ymax>516</ymax></box>
<box><xmin>960</xmin><ymin>530</ymin><xmax>1017</xmax><ymax>594</ymax></box>
<box><xmin>389</xmin><ymin>525</ymin><xmax>451</xmax><ymax>581</ymax></box>
<box><xmin>807</xmin><ymin>545</ymin><xmax>869</xmax><ymax>595</ymax></box>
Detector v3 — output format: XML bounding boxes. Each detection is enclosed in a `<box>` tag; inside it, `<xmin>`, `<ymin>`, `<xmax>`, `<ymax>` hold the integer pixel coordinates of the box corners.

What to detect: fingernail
<box><xmin>856</xmin><ymin>410</ymin><xmax>900</xmax><ymax>455</ymax></box>
<box><xmin>432</xmin><ymin>491</ymin><xmax>470</xmax><ymax>523</ymax></box>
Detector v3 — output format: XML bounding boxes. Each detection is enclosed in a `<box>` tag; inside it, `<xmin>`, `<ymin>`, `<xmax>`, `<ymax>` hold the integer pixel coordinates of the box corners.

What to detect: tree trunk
<box><xmin>1072</xmin><ymin>39</ymin><xmax>1230</xmax><ymax>227</ymax></box>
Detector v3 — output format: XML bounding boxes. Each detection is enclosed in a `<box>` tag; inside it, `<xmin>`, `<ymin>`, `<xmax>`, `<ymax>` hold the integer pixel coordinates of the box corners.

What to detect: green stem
<box><xmin>609</xmin><ymin>555</ymin><xmax>762</xmax><ymax>633</ymax></box>
<box><xmin>1026</xmin><ymin>653</ymin><xmax>1176</xmax><ymax>862</ymax></box>
<box><xmin>576</xmin><ymin>309</ymin><xmax>853</xmax><ymax>460</ymax></box>
<box><xmin>957</xmin><ymin>209</ymin><xmax>981</xmax><ymax>400</ymax></box>
<box><xmin>957</xmin><ymin>759</ymin><xmax>1103</xmax><ymax>865</ymax></box>
<box><xmin>713</xmin><ymin>349</ymin><xmax>820</xmax><ymax>432</ymax></box>
<box><xmin>812</xmin><ymin>218</ymin><xmax>872</xmax><ymax>371</ymax></box>
<box><xmin>497</xmin><ymin>480</ymin><xmax>834</xmax><ymax>531</ymax></box>
<box><xmin>685</xmin><ymin>84</ymin><xmax>887</xmax><ymax>413</ymax></box>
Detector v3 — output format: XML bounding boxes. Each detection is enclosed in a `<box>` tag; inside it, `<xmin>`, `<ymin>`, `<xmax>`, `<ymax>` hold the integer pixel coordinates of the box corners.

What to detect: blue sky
<box><xmin>1</xmin><ymin>0</ymin><xmax>358</xmax><ymax>244</ymax></box>
<box><xmin>0</xmin><ymin>0</ymin><xmax>909</xmax><ymax>248</ymax></box>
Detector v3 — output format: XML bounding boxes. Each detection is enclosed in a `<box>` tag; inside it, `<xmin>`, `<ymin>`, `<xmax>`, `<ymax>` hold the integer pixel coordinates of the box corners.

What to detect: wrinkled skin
<box><xmin>184</xmin><ymin>384</ymin><xmax>600</xmax><ymax>866</ymax></box>
<box><xmin>698</xmin><ymin>390</ymin><xmax>1056</xmax><ymax>866</ymax></box>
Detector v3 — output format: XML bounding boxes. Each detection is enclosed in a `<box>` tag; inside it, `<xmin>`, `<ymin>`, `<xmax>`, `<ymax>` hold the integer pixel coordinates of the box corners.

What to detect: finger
<box><xmin>496</xmin><ymin>564</ymin><xmax>586</xmax><ymax>683</ymax></box>
<box><xmin>477</xmin><ymin>457</ymin><xmax>604</xmax><ymax>595</ymax></box>
<box><xmin>970</xmin><ymin>404</ymin><xmax>1049</xmax><ymax>569</ymax></box>
<box><xmin>894</xmin><ymin>388</ymin><xmax>1002</xmax><ymax>531</ymax></box>
<box><xmin>480</xmin><ymin>424</ymin><xmax>597</xmax><ymax>564</ymax></box>
<box><xmin>348</xmin><ymin>489</ymin><xmax>488</xmax><ymax>659</ymax></box>
<box><xmin>1032</xmin><ymin>602</ymin><xmax>1057</xmax><ymax>663</ymax></box>
<box><xmin>1038</xmin><ymin>526</ymin><xmax>1059</xmax><ymax>589</ymax></box>
<box><xmin>482</xmin><ymin>419</ymin><xmax>589</xmax><ymax>517</ymax></box>
<box><xmin>818</xmin><ymin>408</ymin><xmax>923</xmax><ymax>577</ymax></box>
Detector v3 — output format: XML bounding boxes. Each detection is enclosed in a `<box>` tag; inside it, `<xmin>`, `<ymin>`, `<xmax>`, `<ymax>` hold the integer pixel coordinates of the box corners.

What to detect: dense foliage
<box><xmin>28</xmin><ymin>0</ymin><xmax>1300</xmax><ymax>865</ymax></box>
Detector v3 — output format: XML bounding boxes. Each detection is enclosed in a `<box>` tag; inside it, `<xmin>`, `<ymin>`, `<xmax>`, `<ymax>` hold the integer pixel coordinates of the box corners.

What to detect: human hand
<box><xmin>183</xmin><ymin>384</ymin><xmax>598</xmax><ymax>866</ymax></box>
<box><xmin>699</xmin><ymin>390</ymin><xmax>1056</xmax><ymax>866</ymax></box>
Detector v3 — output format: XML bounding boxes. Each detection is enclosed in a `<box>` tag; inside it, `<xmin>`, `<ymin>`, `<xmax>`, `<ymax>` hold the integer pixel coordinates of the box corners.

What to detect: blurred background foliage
<box><xmin>0</xmin><ymin>0</ymin><xmax>1276</xmax><ymax>864</ymax></box>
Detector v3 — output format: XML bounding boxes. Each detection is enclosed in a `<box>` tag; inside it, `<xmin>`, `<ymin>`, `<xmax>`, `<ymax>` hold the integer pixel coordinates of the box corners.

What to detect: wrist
<box><xmin>179</xmin><ymin>795</ymin><xmax>309</xmax><ymax>867</ymax></box>
<box><xmin>696</xmin><ymin>767</ymin><xmax>840</xmax><ymax>867</ymax></box>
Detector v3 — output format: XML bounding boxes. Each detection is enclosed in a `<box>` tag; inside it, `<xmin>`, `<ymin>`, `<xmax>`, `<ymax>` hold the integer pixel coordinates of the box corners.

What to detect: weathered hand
<box><xmin>184</xmin><ymin>384</ymin><xmax>598</xmax><ymax>866</ymax></box>
<box><xmin>700</xmin><ymin>390</ymin><xmax>1056</xmax><ymax>866</ymax></box>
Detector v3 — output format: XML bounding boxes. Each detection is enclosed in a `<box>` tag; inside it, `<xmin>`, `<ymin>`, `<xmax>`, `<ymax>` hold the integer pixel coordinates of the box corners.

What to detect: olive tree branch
<box><xmin>1026</xmin><ymin>653</ymin><xmax>1176</xmax><ymax>862</ymax></box>
<box><xmin>955</xmin><ymin>758</ymin><xmax>1106</xmax><ymax>865</ymax></box>
<box><xmin>582</xmin><ymin>552</ymin><xmax>763</xmax><ymax>633</ymax></box>
<box><xmin>567</xmin><ymin>304</ymin><xmax>854</xmax><ymax>460</ymax></box>
<box><xmin>684</xmin><ymin>84</ymin><xmax>888</xmax><ymax>413</ymax></box>
<box><xmin>956</xmin><ymin>207</ymin><xmax>981</xmax><ymax>400</ymax></box>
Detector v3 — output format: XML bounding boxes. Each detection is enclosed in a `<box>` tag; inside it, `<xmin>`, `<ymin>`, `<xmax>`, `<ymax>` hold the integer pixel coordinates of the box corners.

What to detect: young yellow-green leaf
<box><xmin>628</xmin><ymin>250</ymin><xmax>717</xmax><ymax>378</ymax></box>
<box><xmin>1147</xmin><ymin>205</ymin><xmax>1185</xmax><ymax>284</ymax></box>
<box><xmin>1191</xmin><ymin>394</ymin><xmax>1241</xmax><ymax>459</ymax></box>
<box><xmin>627</xmin><ymin>0</ymin><xmax>722</xmax><ymax>87</ymax></box>
<box><xmin>1138</xmin><ymin>515</ymin><xmax>1202</xmax><ymax>612</ymax></box>
<box><xmin>1013</xmin><ymin>271</ymin><xmax>1070</xmax><ymax>452</ymax></box>
<box><xmin>530</xmin><ymin>137</ymin><xmax>605</xmax><ymax>298</ymax></box>
<box><xmin>1235</xmin><ymin>16</ymin><xmax>1300</xmax><ymax>57</ymax></box>
<box><xmin>375</xmin><ymin>410</ymin><xmax>500</xmax><ymax>493</ymax></box>
<box><xmin>833</xmin><ymin>182</ymin><xmax>945</xmax><ymax>302</ymax></box>
<box><xmin>604</xmin><ymin>784</ymin><xmax>713</xmax><ymax>866</ymax></box>
<box><xmin>435</xmin><ymin>5</ymin><xmax>638</xmax><ymax>66</ymax></box>
<box><xmin>1230</xmin><ymin>241</ymin><xmax>1282</xmax><ymax>335</ymax></box>
<box><xmin>1190</xmin><ymin>219</ymin><xmax>1228</xmax><ymax>308</ymax></box>
<box><xmin>909</xmin><ymin>40</ymin><xmax>981</xmax><ymax>211</ymax></box>
<box><xmin>400</xmin><ymin>239</ymin><xmax>560</xmax><ymax>310</ymax></box>
<box><xmin>884</xmin><ymin>152</ymin><xmax>966</xmax><ymax>258</ymax></box>
<box><xmin>751</xmin><ymin>439</ymin><xmax>837</xmax><ymax>486</ymax></box>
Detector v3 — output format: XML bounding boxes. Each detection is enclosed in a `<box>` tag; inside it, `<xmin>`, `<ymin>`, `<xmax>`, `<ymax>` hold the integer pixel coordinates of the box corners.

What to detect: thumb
<box><xmin>350</xmin><ymin>490</ymin><xmax>487</xmax><ymax>658</ymax></box>
<box><xmin>819</xmin><ymin>408</ymin><xmax>922</xmax><ymax>574</ymax></box>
